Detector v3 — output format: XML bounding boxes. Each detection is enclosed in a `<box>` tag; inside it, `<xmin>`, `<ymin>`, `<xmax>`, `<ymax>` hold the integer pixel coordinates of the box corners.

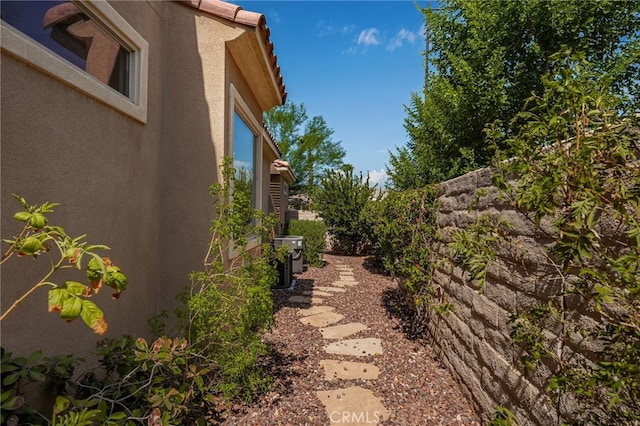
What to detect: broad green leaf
<box><xmin>26</xmin><ymin>350</ymin><xmax>42</xmax><ymax>365</ymax></box>
<box><xmin>64</xmin><ymin>281</ymin><xmax>89</xmax><ymax>296</ymax></box>
<box><xmin>2</xmin><ymin>372</ymin><xmax>22</xmax><ymax>386</ymax></box>
<box><xmin>53</xmin><ymin>396</ymin><xmax>71</xmax><ymax>415</ymax></box>
<box><xmin>86</xmin><ymin>256</ymin><xmax>105</xmax><ymax>285</ymax></box>
<box><xmin>29</xmin><ymin>213</ymin><xmax>47</xmax><ymax>229</ymax></box>
<box><xmin>18</xmin><ymin>236</ymin><xmax>43</xmax><ymax>255</ymax></box>
<box><xmin>27</xmin><ymin>370</ymin><xmax>46</xmax><ymax>382</ymax></box>
<box><xmin>105</xmin><ymin>266</ymin><xmax>127</xmax><ymax>296</ymax></box>
<box><xmin>0</xmin><ymin>394</ymin><xmax>24</xmax><ymax>410</ymax></box>
<box><xmin>13</xmin><ymin>211</ymin><xmax>31</xmax><ymax>222</ymax></box>
<box><xmin>60</xmin><ymin>296</ymin><xmax>82</xmax><ymax>321</ymax></box>
<box><xmin>48</xmin><ymin>288</ymin><xmax>68</xmax><ymax>313</ymax></box>
<box><xmin>80</xmin><ymin>300</ymin><xmax>107</xmax><ymax>335</ymax></box>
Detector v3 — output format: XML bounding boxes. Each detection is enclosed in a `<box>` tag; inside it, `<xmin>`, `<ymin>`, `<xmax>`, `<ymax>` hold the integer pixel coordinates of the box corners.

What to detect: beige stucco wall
<box><xmin>1</xmin><ymin>1</ymin><xmax>166</xmax><ymax>359</ymax></box>
<box><xmin>1</xmin><ymin>1</ymin><xmax>279</xmax><ymax>361</ymax></box>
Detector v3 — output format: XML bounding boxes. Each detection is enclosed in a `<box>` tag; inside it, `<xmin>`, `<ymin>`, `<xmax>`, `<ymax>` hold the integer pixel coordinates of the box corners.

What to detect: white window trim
<box><xmin>0</xmin><ymin>0</ymin><xmax>148</xmax><ymax>123</ymax></box>
<box><xmin>228</xmin><ymin>84</ymin><xmax>263</xmax><ymax>256</ymax></box>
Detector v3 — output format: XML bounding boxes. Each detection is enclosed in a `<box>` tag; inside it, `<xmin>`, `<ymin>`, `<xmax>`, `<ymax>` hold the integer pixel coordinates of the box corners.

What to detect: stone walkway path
<box><xmin>226</xmin><ymin>254</ymin><xmax>480</xmax><ymax>425</ymax></box>
<box><xmin>292</xmin><ymin>260</ymin><xmax>389</xmax><ymax>425</ymax></box>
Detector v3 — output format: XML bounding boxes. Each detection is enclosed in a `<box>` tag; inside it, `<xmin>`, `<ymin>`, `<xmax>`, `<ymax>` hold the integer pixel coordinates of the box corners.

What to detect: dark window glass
<box><xmin>1</xmin><ymin>1</ymin><xmax>130</xmax><ymax>97</ymax></box>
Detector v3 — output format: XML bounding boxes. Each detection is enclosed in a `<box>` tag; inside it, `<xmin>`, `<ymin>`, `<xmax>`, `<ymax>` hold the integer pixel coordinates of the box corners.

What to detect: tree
<box><xmin>294</xmin><ymin>116</ymin><xmax>346</xmax><ymax>190</ymax></box>
<box><xmin>264</xmin><ymin>101</ymin><xmax>307</xmax><ymax>157</ymax></box>
<box><xmin>312</xmin><ymin>165</ymin><xmax>376</xmax><ymax>255</ymax></box>
<box><xmin>388</xmin><ymin>0</ymin><xmax>640</xmax><ymax>189</ymax></box>
<box><xmin>265</xmin><ymin>102</ymin><xmax>346</xmax><ymax>193</ymax></box>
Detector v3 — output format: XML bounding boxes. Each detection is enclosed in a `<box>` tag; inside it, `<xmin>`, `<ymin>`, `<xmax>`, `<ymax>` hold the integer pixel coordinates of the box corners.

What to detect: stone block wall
<box><xmin>285</xmin><ymin>209</ymin><xmax>322</xmax><ymax>222</ymax></box>
<box><xmin>424</xmin><ymin>167</ymin><xmax>562</xmax><ymax>425</ymax></box>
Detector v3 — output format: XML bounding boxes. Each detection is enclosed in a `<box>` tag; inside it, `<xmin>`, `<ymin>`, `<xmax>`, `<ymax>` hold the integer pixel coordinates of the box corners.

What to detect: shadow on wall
<box><xmin>156</xmin><ymin>4</ymin><xmax>220</xmax><ymax>321</ymax></box>
<box><xmin>0</xmin><ymin>1</ymin><xmax>217</xmax><ymax>361</ymax></box>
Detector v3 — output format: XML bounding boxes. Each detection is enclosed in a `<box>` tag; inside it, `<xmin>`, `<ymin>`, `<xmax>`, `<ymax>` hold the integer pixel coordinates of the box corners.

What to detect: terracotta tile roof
<box><xmin>178</xmin><ymin>0</ymin><xmax>287</xmax><ymax>104</ymax></box>
<box><xmin>263</xmin><ymin>123</ymin><xmax>282</xmax><ymax>156</ymax></box>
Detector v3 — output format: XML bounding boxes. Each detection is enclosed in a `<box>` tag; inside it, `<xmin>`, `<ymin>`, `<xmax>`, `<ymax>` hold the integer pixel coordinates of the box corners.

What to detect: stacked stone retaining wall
<box><xmin>424</xmin><ymin>167</ymin><xmax>565</xmax><ymax>425</ymax></box>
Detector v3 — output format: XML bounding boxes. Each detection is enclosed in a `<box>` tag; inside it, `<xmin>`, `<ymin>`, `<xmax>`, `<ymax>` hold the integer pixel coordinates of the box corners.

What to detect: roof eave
<box><xmin>177</xmin><ymin>0</ymin><xmax>287</xmax><ymax>110</ymax></box>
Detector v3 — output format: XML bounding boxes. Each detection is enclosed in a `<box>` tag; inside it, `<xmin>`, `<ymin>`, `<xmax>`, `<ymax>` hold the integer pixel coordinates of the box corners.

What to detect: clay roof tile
<box><xmin>178</xmin><ymin>0</ymin><xmax>287</xmax><ymax>104</ymax></box>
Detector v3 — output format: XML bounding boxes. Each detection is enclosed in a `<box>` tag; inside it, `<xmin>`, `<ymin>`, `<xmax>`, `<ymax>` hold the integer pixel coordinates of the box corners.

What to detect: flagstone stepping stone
<box><xmin>324</xmin><ymin>337</ymin><xmax>383</xmax><ymax>357</ymax></box>
<box><xmin>320</xmin><ymin>322</ymin><xmax>368</xmax><ymax>340</ymax></box>
<box><xmin>297</xmin><ymin>305</ymin><xmax>335</xmax><ymax>317</ymax></box>
<box><xmin>316</xmin><ymin>386</ymin><xmax>390</xmax><ymax>425</ymax></box>
<box><xmin>332</xmin><ymin>280</ymin><xmax>358</xmax><ymax>287</ymax></box>
<box><xmin>300</xmin><ymin>311</ymin><xmax>345</xmax><ymax>327</ymax></box>
<box><xmin>338</xmin><ymin>275</ymin><xmax>356</xmax><ymax>281</ymax></box>
<box><xmin>288</xmin><ymin>295</ymin><xmax>324</xmax><ymax>305</ymax></box>
<box><xmin>319</xmin><ymin>360</ymin><xmax>380</xmax><ymax>380</ymax></box>
<box><xmin>314</xmin><ymin>286</ymin><xmax>346</xmax><ymax>293</ymax></box>
<box><xmin>303</xmin><ymin>290</ymin><xmax>334</xmax><ymax>297</ymax></box>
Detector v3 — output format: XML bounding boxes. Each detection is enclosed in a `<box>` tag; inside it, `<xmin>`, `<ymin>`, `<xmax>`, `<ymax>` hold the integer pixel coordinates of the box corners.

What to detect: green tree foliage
<box><xmin>264</xmin><ymin>101</ymin><xmax>307</xmax><ymax>156</ymax></box>
<box><xmin>388</xmin><ymin>0</ymin><xmax>640</xmax><ymax>189</ymax></box>
<box><xmin>294</xmin><ymin>116</ymin><xmax>346</xmax><ymax>190</ymax></box>
<box><xmin>312</xmin><ymin>166</ymin><xmax>376</xmax><ymax>255</ymax></box>
<box><xmin>265</xmin><ymin>102</ymin><xmax>346</xmax><ymax>192</ymax></box>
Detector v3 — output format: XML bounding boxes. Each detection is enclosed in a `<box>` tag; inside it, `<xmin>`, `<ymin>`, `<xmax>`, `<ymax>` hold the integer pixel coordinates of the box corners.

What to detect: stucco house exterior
<box><xmin>1</xmin><ymin>0</ymin><xmax>290</xmax><ymax>358</ymax></box>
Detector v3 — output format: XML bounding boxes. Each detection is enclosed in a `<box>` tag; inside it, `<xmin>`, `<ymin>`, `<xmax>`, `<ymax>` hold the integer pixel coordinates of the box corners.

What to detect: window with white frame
<box><xmin>1</xmin><ymin>0</ymin><xmax>148</xmax><ymax>122</ymax></box>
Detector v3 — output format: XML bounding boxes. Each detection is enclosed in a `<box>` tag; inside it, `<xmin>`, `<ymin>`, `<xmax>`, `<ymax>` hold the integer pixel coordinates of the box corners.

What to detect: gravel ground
<box><xmin>222</xmin><ymin>253</ymin><xmax>481</xmax><ymax>425</ymax></box>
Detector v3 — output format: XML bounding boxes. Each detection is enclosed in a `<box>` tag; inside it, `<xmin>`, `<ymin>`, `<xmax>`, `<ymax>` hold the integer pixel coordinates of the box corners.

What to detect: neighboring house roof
<box><xmin>272</xmin><ymin>159</ymin><xmax>296</xmax><ymax>183</ymax></box>
<box><xmin>178</xmin><ymin>0</ymin><xmax>287</xmax><ymax>108</ymax></box>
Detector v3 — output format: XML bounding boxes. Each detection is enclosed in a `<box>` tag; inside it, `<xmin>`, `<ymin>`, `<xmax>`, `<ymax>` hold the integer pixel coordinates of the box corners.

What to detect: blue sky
<box><xmin>237</xmin><ymin>1</ymin><xmax>428</xmax><ymax>186</ymax></box>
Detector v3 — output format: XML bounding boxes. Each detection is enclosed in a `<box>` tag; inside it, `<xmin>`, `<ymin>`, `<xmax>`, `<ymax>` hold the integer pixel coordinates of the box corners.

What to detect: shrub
<box><xmin>361</xmin><ymin>187</ymin><xmax>452</xmax><ymax>334</ymax></box>
<box><xmin>284</xmin><ymin>220</ymin><xmax>327</xmax><ymax>267</ymax></box>
<box><xmin>312</xmin><ymin>165</ymin><xmax>376</xmax><ymax>255</ymax></box>
<box><xmin>1</xmin><ymin>158</ymin><xmax>279</xmax><ymax>424</ymax></box>
<box><xmin>361</xmin><ymin>187</ymin><xmax>438</xmax><ymax>279</ymax></box>
<box><xmin>174</xmin><ymin>157</ymin><xmax>277</xmax><ymax>402</ymax></box>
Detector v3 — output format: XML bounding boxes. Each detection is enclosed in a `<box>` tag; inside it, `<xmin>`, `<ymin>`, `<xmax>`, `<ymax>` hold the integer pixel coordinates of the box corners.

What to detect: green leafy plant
<box><xmin>449</xmin><ymin>214</ymin><xmax>514</xmax><ymax>292</ymax></box>
<box><xmin>312</xmin><ymin>165</ymin><xmax>377</xmax><ymax>255</ymax></box>
<box><xmin>455</xmin><ymin>52</ymin><xmax>639</xmax><ymax>424</ymax></box>
<box><xmin>489</xmin><ymin>406</ymin><xmax>521</xmax><ymax>426</ymax></box>
<box><xmin>284</xmin><ymin>219</ymin><xmax>327</xmax><ymax>267</ymax></box>
<box><xmin>361</xmin><ymin>186</ymin><xmax>453</xmax><ymax>334</ymax></box>
<box><xmin>1</xmin><ymin>348</ymin><xmax>84</xmax><ymax>425</ymax></box>
<box><xmin>174</xmin><ymin>157</ymin><xmax>277</xmax><ymax>402</ymax></box>
<box><xmin>1</xmin><ymin>194</ymin><xmax>127</xmax><ymax>334</ymax></box>
<box><xmin>2</xmin><ymin>160</ymin><xmax>279</xmax><ymax>423</ymax></box>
